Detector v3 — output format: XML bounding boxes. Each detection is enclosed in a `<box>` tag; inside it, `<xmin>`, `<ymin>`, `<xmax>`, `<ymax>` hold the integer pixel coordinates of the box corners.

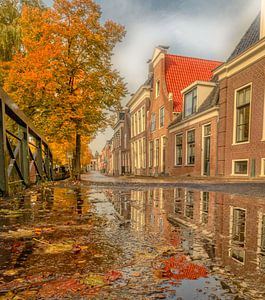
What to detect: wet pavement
<box><xmin>0</xmin><ymin>176</ymin><xmax>265</xmax><ymax>299</ymax></box>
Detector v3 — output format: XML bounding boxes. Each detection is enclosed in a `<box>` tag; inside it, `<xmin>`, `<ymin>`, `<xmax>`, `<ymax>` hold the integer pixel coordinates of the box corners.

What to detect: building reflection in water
<box><xmin>106</xmin><ymin>187</ymin><xmax>265</xmax><ymax>297</ymax></box>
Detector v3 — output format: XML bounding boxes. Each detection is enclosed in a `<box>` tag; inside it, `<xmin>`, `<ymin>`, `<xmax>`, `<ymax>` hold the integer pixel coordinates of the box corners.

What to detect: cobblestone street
<box><xmin>0</xmin><ymin>173</ymin><xmax>265</xmax><ymax>299</ymax></box>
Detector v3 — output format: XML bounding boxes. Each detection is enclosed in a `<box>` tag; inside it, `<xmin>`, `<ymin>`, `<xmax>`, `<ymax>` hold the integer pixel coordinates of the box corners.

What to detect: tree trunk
<box><xmin>75</xmin><ymin>133</ymin><xmax>81</xmax><ymax>180</ymax></box>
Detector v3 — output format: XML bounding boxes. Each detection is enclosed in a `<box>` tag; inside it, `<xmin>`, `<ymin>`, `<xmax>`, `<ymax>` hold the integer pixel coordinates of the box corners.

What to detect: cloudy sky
<box><xmin>46</xmin><ymin>0</ymin><xmax>261</xmax><ymax>154</ymax></box>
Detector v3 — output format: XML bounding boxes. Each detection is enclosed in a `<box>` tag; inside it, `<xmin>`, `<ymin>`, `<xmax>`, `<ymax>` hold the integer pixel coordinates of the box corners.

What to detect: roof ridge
<box><xmin>165</xmin><ymin>53</ymin><xmax>223</xmax><ymax>64</ymax></box>
<box><xmin>227</xmin><ymin>13</ymin><xmax>260</xmax><ymax>62</ymax></box>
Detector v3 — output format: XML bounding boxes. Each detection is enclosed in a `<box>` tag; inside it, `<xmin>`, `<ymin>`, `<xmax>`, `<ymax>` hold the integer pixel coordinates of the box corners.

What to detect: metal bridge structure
<box><xmin>0</xmin><ymin>88</ymin><xmax>53</xmax><ymax>196</ymax></box>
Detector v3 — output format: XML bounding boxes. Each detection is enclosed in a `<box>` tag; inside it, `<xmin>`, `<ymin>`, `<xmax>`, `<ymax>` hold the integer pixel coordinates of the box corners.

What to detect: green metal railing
<box><xmin>0</xmin><ymin>88</ymin><xmax>53</xmax><ymax>196</ymax></box>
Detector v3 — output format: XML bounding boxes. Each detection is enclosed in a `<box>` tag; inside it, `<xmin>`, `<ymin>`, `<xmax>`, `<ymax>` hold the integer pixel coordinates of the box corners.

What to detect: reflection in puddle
<box><xmin>0</xmin><ymin>185</ymin><xmax>265</xmax><ymax>299</ymax></box>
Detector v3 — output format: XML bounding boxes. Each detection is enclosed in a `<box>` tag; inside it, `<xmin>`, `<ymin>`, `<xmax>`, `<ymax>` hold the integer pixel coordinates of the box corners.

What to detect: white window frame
<box><xmin>154</xmin><ymin>138</ymin><xmax>159</xmax><ymax>167</ymax></box>
<box><xmin>142</xmin><ymin>106</ymin><xmax>145</xmax><ymax>131</ymax></box>
<box><xmin>186</xmin><ymin>129</ymin><xmax>195</xmax><ymax>165</ymax></box>
<box><xmin>149</xmin><ymin>141</ymin><xmax>153</xmax><ymax>168</ymax></box>
<box><xmin>159</xmin><ymin>106</ymin><xmax>165</xmax><ymax>129</ymax></box>
<box><xmin>151</xmin><ymin>112</ymin><xmax>156</xmax><ymax>132</ymax></box>
<box><xmin>261</xmin><ymin>158</ymin><xmax>265</xmax><ymax>177</ymax></box>
<box><xmin>175</xmin><ymin>133</ymin><xmax>183</xmax><ymax>166</ymax></box>
<box><xmin>229</xmin><ymin>206</ymin><xmax>247</xmax><ymax>265</ymax></box>
<box><xmin>155</xmin><ymin>80</ymin><xmax>160</xmax><ymax>98</ymax></box>
<box><xmin>233</xmin><ymin>83</ymin><xmax>252</xmax><ymax>145</ymax></box>
<box><xmin>232</xmin><ymin>159</ymin><xmax>249</xmax><ymax>176</ymax></box>
<box><xmin>257</xmin><ymin>212</ymin><xmax>265</xmax><ymax>270</ymax></box>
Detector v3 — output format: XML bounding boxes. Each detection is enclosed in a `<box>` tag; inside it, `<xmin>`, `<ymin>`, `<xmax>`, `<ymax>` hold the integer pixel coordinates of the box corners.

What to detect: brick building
<box><xmin>167</xmin><ymin>82</ymin><xmax>220</xmax><ymax>177</ymax></box>
<box><xmin>112</xmin><ymin>110</ymin><xmax>131</xmax><ymax>176</ymax></box>
<box><xmin>127</xmin><ymin>76</ymin><xmax>152</xmax><ymax>175</ymax></box>
<box><xmin>147</xmin><ymin>46</ymin><xmax>222</xmax><ymax>176</ymax></box>
<box><xmin>214</xmin><ymin>4</ymin><xmax>265</xmax><ymax>178</ymax></box>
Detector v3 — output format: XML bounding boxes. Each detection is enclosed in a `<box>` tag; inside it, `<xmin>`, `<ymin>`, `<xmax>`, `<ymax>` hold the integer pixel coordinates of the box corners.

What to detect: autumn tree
<box><xmin>3</xmin><ymin>0</ymin><xmax>127</xmax><ymax>179</ymax></box>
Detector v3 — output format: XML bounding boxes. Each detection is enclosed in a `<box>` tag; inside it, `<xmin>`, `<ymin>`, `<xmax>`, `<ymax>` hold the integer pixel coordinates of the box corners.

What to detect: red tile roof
<box><xmin>165</xmin><ymin>54</ymin><xmax>223</xmax><ymax>112</ymax></box>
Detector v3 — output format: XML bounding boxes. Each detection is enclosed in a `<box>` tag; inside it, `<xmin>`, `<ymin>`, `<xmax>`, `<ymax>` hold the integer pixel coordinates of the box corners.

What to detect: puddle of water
<box><xmin>0</xmin><ymin>185</ymin><xmax>264</xmax><ymax>299</ymax></box>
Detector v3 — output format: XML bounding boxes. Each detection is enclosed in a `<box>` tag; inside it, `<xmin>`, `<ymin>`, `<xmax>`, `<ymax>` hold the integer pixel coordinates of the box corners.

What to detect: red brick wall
<box><xmin>218</xmin><ymin>58</ymin><xmax>265</xmax><ymax>177</ymax></box>
<box><xmin>167</xmin><ymin>114</ymin><xmax>218</xmax><ymax>177</ymax></box>
<box><xmin>147</xmin><ymin>55</ymin><xmax>174</xmax><ymax>175</ymax></box>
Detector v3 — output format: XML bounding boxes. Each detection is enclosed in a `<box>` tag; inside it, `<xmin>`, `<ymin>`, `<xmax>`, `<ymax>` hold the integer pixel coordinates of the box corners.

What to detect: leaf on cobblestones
<box><xmin>81</xmin><ymin>274</ymin><xmax>106</xmax><ymax>287</ymax></box>
<box><xmin>105</xmin><ymin>270</ymin><xmax>122</xmax><ymax>282</ymax></box>
<box><xmin>154</xmin><ymin>256</ymin><xmax>208</xmax><ymax>281</ymax></box>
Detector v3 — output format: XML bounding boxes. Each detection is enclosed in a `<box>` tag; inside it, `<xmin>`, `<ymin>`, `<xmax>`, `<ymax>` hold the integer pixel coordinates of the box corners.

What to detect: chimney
<box><xmin>147</xmin><ymin>59</ymin><xmax>153</xmax><ymax>78</ymax></box>
<box><xmin>260</xmin><ymin>0</ymin><xmax>265</xmax><ymax>39</ymax></box>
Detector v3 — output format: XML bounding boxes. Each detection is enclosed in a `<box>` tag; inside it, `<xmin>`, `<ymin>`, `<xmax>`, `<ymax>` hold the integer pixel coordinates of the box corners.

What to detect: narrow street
<box><xmin>0</xmin><ymin>173</ymin><xmax>265</xmax><ymax>299</ymax></box>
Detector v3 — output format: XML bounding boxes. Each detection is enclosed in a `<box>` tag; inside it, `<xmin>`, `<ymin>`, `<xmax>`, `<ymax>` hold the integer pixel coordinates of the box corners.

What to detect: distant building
<box><xmin>127</xmin><ymin>76</ymin><xmax>152</xmax><ymax>175</ymax></box>
<box><xmin>112</xmin><ymin>110</ymin><xmax>131</xmax><ymax>176</ymax></box>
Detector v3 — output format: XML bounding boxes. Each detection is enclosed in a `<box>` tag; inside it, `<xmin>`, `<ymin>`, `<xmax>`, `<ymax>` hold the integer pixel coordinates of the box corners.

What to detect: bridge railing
<box><xmin>0</xmin><ymin>88</ymin><xmax>53</xmax><ymax>196</ymax></box>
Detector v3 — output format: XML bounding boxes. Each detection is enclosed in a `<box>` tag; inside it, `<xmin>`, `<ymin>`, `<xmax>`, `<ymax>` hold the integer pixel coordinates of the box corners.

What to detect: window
<box><xmin>159</xmin><ymin>106</ymin><xmax>165</xmax><ymax>128</ymax></box>
<box><xmin>185</xmin><ymin>191</ymin><xmax>194</xmax><ymax>219</ymax></box>
<box><xmin>262</xmin><ymin>158</ymin><xmax>265</xmax><ymax>176</ymax></box>
<box><xmin>235</xmin><ymin>86</ymin><xmax>251</xmax><ymax>143</ymax></box>
<box><xmin>175</xmin><ymin>134</ymin><xmax>183</xmax><ymax>166</ymax></box>
<box><xmin>233</xmin><ymin>160</ymin><xmax>248</xmax><ymax>175</ymax></box>
<box><xmin>174</xmin><ymin>188</ymin><xmax>182</xmax><ymax>216</ymax></box>
<box><xmin>184</xmin><ymin>88</ymin><xmax>197</xmax><ymax>117</ymax></box>
<box><xmin>151</xmin><ymin>113</ymin><xmax>156</xmax><ymax>132</ymax></box>
<box><xmin>156</xmin><ymin>80</ymin><xmax>160</xmax><ymax>98</ymax></box>
<box><xmin>142</xmin><ymin>107</ymin><xmax>145</xmax><ymax>131</ymax></box>
<box><xmin>259</xmin><ymin>215</ymin><xmax>265</xmax><ymax>270</ymax></box>
<box><xmin>143</xmin><ymin>138</ymin><xmax>146</xmax><ymax>168</ymax></box>
<box><xmin>149</xmin><ymin>141</ymin><xmax>153</xmax><ymax>167</ymax></box>
<box><xmin>131</xmin><ymin>115</ymin><xmax>134</xmax><ymax>137</ymax></box>
<box><xmin>201</xmin><ymin>192</ymin><xmax>209</xmax><ymax>224</ymax></box>
<box><xmin>134</xmin><ymin>113</ymin><xmax>137</xmax><ymax>136</ymax></box>
<box><xmin>139</xmin><ymin>139</ymin><xmax>142</xmax><ymax>168</ymax></box>
<box><xmin>124</xmin><ymin>133</ymin><xmax>127</xmax><ymax>149</ymax></box>
<box><xmin>155</xmin><ymin>139</ymin><xmax>159</xmax><ymax>167</ymax></box>
<box><xmin>230</xmin><ymin>208</ymin><xmax>246</xmax><ymax>263</ymax></box>
<box><xmin>187</xmin><ymin>130</ymin><xmax>195</xmax><ymax>165</ymax></box>
<box><xmin>138</xmin><ymin>110</ymin><xmax>142</xmax><ymax>133</ymax></box>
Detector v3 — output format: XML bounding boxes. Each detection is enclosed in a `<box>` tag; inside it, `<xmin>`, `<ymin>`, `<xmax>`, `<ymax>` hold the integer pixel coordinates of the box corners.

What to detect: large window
<box><xmin>259</xmin><ymin>215</ymin><xmax>265</xmax><ymax>270</ymax></box>
<box><xmin>138</xmin><ymin>110</ymin><xmax>142</xmax><ymax>133</ymax></box>
<box><xmin>159</xmin><ymin>106</ymin><xmax>165</xmax><ymax>128</ymax></box>
<box><xmin>134</xmin><ymin>113</ymin><xmax>137</xmax><ymax>136</ymax></box>
<box><xmin>143</xmin><ymin>138</ymin><xmax>146</xmax><ymax>168</ymax></box>
<box><xmin>235</xmin><ymin>86</ymin><xmax>251</xmax><ymax>143</ymax></box>
<box><xmin>233</xmin><ymin>160</ymin><xmax>248</xmax><ymax>175</ymax></box>
<box><xmin>184</xmin><ymin>88</ymin><xmax>197</xmax><ymax>117</ymax></box>
<box><xmin>185</xmin><ymin>191</ymin><xmax>194</xmax><ymax>219</ymax></box>
<box><xmin>155</xmin><ymin>139</ymin><xmax>159</xmax><ymax>167</ymax></box>
<box><xmin>142</xmin><ymin>106</ymin><xmax>145</xmax><ymax>131</ymax></box>
<box><xmin>131</xmin><ymin>115</ymin><xmax>134</xmax><ymax>137</ymax></box>
<box><xmin>230</xmin><ymin>208</ymin><xmax>246</xmax><ymax>263</ymax></box>
<box><xmin>149</xmin><ymin>141</ymin><xmax>153</xmax><ymax>167</ymax></box>
<box><xmin>151</xmin><ymin>113</ymin><xmax>156</xmax><ymax>132</ymax></box>
<box><xmin>187</xmin><ymin>130</ymin><xmax>195</xmax><ymax>165</ymax></box>
<box><xmin>175</xmin><ymin>134</ymin><xmax>183</xmax><ymax>166</ymax></box>
<box><xmin>156</xmin><ymin>80</ymin><xmax>160</xmax><ymax>98</ymax></box>
<box><xmin>139</xmin><ymin>139</ymin><xmax>142</xmax><ymax>168</ymax></box>
<box><xmin>201</xmin><ymin>192</ymin><xmax>209</xmax><ymax>224</ymax></box>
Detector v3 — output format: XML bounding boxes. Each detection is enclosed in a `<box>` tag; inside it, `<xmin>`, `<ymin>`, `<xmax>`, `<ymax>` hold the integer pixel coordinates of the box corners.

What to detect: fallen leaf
<box><xmin>3</xmin><ymin>269</ymin><xmax>19</xmax><ymax>276</ymax></box>
<box><xmin>105</xmin><ymin>270</ymin><xmax>122</xmax><ymax>282</ymax></box>
<box><xmin>81</xmin><ymin>274</ymin><xmax>106</xmax><ymax>287</ymax></box>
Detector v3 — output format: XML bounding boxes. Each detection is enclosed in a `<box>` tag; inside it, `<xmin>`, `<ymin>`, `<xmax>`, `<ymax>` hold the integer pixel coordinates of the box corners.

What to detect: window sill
<box><xmin>232</xmin><ymin>141</ymin><xmax>250</xmax><ymax>146</ymax></box>
<box><xmin>231</xmin><ymin>173</ymin><xmax>248</xmax><ymax>176</ymax></box>
<box><xmin>185</xmin><ymin>164</ymin><xmax>195</xmax><ymax>167</ymax></box>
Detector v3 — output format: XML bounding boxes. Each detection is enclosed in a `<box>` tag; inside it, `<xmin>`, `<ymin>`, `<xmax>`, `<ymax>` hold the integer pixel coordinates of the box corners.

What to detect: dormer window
<box><xmin>155</xmin><ymin>80</ymin><xmax>160</xmax><ymax>98</ymax></box>
<box><xmin>184</xmin><ymin>88</ymin><xmax>197</xmax><ymax>117</ymax></box>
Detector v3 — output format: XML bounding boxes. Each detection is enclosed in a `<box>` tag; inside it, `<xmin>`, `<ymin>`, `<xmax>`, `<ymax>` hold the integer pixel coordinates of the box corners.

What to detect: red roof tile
<box><xmin>165</xmin><ymin>54</ymin><xmax>223</xmax><ymax>112</ymax></box>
